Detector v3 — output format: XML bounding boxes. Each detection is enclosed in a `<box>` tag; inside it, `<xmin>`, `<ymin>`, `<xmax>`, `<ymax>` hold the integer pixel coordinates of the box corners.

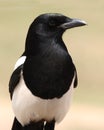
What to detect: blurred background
<box><xmin>0</xmin><ymin>0</ymin><xmax>104</xmax><ymax>130</ymax></box>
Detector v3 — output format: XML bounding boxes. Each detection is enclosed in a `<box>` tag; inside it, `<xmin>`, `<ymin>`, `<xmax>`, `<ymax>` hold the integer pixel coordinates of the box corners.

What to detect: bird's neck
<box><xmin>24</xmin><ymin>33</ymin><xmax>68</xmax><ymax>56</ymax></box>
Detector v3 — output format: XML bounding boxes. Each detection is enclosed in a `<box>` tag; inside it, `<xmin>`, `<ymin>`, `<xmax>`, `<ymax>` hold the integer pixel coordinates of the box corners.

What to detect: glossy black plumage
<box><xmin>9</xmin><ymin>13</ymin><xmax>79</xmax><ymax>99</ymax></box>
<box><xmin>23</xmin><ymin>47</ymin><xmax>76</xmax><ymax>99</ymax></box>
<box><xmin>9</xmin><ymin>65</ymin><xmax>23</xmax><ymax>99</ymax></box>
<box><xmin>9</xmin><ymin>13</ymin><xmax>86</xmax><ymax>130</ymax></box>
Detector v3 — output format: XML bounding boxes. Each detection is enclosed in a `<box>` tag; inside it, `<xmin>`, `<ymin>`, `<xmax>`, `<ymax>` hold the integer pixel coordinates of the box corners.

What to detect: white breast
<box><xmin>12</xmin><ymin>74</ymin><xmax>74</xmax><ymax>126</ymax></box>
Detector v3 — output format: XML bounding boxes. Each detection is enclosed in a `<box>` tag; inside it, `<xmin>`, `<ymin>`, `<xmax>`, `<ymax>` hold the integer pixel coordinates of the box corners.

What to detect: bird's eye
<box><xmin>49</xmin><ymin>20</ymin><xmax>56</xmax><ymax>27</ymax></box>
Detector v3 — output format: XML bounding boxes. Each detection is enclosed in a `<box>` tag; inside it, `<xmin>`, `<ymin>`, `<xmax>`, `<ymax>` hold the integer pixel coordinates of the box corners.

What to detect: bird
<box><xmin>9</xmin><ymin>13</ymin><xmax>86</xmax><ymax>130</ymax></box>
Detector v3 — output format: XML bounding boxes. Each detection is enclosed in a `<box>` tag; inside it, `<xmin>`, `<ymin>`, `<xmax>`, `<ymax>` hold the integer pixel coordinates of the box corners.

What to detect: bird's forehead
<box><xmin>42</xmin><ymin>13</ymin><xmax>63</xmax><ymax>17</ymax></box>
<box><xmin>36</xmin><ymin>13</ymin><xmax>66</xmax><ymax>21</ymax></box>
<box><xmin>47</xmin><ymin>13</ymin><xmax>64</xmax><ymax>17</ymax></box>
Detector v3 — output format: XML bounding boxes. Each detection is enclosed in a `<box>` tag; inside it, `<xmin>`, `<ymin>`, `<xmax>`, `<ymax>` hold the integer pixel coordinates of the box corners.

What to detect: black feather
<box><xmin>23</xmin><ymin>44</ymin><xmax>75</xmax><ymax>99</ymax></box>
<box><xmin>9</xmin><ymin>65</ymin><xmax>23</xmax><ymax>99</ymax></box>
<box><xmin>73</xmin><ymin>66</ymin><xmax>78</xmax><ymax>88</ymax></box>
<box><xmin>12</xmin><ymin>118</ymin><xmax>44</xmax><ymax>130</ymax></box>
<box><xmin>45</xmin><ymin>120</ymin><xmax>55</xmax><ymax>130</ymax></box>
<box><xmin>12</xmin><ymin>118</ymin><xmax>23</xmax><ymax>130</ymax></box>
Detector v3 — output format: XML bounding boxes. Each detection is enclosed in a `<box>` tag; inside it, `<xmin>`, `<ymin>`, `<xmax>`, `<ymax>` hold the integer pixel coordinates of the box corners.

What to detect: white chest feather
<box><xmin>12</xmin><ymin>75</ymin><xmax>74</xmax><ymax>126</ymax></box>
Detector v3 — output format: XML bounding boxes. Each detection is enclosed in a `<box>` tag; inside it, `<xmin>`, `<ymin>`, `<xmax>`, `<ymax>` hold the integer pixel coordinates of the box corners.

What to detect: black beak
<box><xmin>60</xmin><ymin>18</ymin><xmax>87</xmax><ymax>29</ymax></box>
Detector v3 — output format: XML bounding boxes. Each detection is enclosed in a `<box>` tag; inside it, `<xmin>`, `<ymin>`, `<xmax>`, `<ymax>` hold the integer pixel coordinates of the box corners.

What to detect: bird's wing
<box><xmin>74</xmin><ymin>66</ymin><xmax>78</xmax><ymax>88</ymax></box>
<box><xmin>74</xmin><ymin>71</ymin><xmax>78</xmax><ymax>88</ymax></box>
<box><xmin>9</xmin><ymin>65</ymin><xmax>23</xmax><ymax>99</ymax></box>
<box><xmin>9</xmin><ymin>56</ymin><xmax>26</xmax><ymax>99</ymax></box>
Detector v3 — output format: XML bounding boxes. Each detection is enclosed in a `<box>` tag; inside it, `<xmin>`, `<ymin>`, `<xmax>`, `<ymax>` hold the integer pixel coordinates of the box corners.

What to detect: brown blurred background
<box><xmin>0</xmin><ymin>0</ymin><xmax>104</xmax><ymax>130</ymax></box>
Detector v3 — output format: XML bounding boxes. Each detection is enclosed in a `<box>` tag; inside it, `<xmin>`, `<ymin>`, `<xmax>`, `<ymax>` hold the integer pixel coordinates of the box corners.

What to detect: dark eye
<box><xmin>49</xmin><ymin>20</ymin><xmax>56</xmax><ymax>26</ymax></box>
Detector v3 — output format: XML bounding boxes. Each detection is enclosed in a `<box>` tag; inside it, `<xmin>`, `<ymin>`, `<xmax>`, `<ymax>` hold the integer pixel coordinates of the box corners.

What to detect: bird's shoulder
<box><xmin>9</xmin><ymin>56</ymin><xmax>26</xmax><ymax>99</ymax></box>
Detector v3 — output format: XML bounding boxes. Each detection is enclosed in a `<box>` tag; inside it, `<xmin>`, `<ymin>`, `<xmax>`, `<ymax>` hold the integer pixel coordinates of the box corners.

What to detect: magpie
<box><xmin>9</xmin><ymin>13</ymin><xmax>86</xmax><ymax>130</ymax></box>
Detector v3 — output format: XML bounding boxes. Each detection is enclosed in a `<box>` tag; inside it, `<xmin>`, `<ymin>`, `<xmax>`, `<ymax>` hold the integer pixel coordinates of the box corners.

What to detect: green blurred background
<box><xmin>0</xmin><ymin>0</ymin><xmax>104</xmax><ymax>130</ymax></box>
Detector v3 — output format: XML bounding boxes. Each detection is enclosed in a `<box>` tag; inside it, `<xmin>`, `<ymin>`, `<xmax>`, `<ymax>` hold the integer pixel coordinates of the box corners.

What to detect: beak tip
<box><xmin>73</xmin><ymin>19</ymin><xmax>87</xmax><ymax>26</ymax></box>
<box><xmin>80</xmin><ymin>20</ymin><xmax>87</xmax><ymax>26</ymax></box>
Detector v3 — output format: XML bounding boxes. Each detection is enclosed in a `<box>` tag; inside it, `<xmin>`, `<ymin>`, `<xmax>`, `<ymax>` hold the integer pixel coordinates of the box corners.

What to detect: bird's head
<box><xmin>27</xmin><ymin>13</ymin><xmax>86</xmax><ymax>38</ymax></box>
<box><xmin>25</xmin><ymin>13</ymin><xmax>86</xmax><ymax>55</ymax></box>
